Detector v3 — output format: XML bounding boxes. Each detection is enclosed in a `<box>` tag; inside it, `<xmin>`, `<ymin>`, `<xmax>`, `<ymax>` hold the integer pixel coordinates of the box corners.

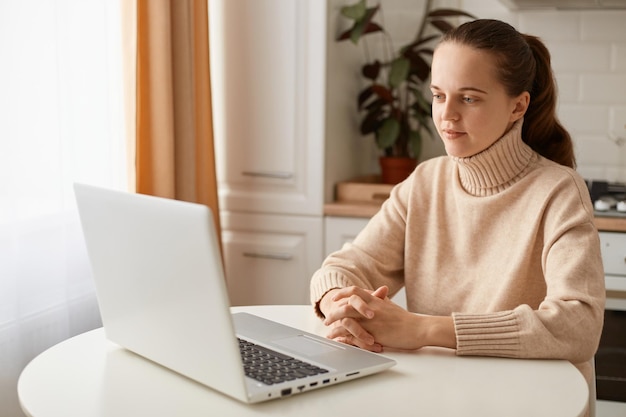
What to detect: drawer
<box><xmin>220</xmin><ymin>212</ymin><xmax>323</xmax><ymax>306</ymax></box>
<box><xmin>599</xmin><ymin>232</ymin><xmax>626</xmax><ymax>276</ymax></box>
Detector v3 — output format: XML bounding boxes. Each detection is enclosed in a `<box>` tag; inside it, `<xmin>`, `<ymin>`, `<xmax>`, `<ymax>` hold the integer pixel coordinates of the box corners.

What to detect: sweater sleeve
<box><xmin>310</xmin><ymin>177</ymin><xmax>413</xmax><ymax>316</ymax></box>
<box><xmin>453</xmin><ymin>220</ymin><xmax>605</xmax><ymax>365</ymax></box>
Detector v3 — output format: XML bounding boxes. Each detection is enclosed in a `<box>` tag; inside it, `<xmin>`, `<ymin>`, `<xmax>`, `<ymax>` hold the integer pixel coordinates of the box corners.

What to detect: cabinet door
<box><xmin>221</xmin><ymin>212</ymin><xmax>323</xmax><ymax>306</ymax></box>
<box><xmin>209</xmin><ymin>0</ymin><xmax>326</xmax><ymax>216</ymax></box>
<box><xmin>324</xmin><ymin>216</ymin><xmax>370</xmax><ymax>256</ymax></box>
<box><xmin>599</xmin><ymin>232</ymin><xmax>626</xmax><ymax>292</ymax></box>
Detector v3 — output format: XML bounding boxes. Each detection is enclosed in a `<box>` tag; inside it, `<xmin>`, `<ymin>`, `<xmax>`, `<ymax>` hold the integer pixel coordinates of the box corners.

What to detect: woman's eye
<box><xmin>463</xmin><ymin>97</ymin><xmax>476</xmax><ymax>103</ymax></box>
<box><xmin>432</xmin><ymin>94</ymin><xmax>443</xmax><ymax>100</ymax></box>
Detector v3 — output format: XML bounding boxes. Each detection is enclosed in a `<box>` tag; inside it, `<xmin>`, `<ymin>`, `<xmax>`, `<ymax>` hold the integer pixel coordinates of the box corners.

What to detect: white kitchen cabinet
<box><xmin>209</xmin><ymin>0</ymin><xmax>326</xmax><ymax>217</ymax></box>
<box><xmin>209</xmin><ymin>0</ymin><xmax>327</xmax><ymax>304</ymax></box>
<box><xmin>221</xmin><ymin>212</ymin><xmax>323</xmax><ymax>306</ymax></box>
<box><xmin>324</xmin><ymin>216</ymin><xmax>370</xmax><ymax>256</ymax></box>
<box><xmin>599</xmin><ymin>231</ymin><xmax>626</xmax><ymax>294</ymax></box>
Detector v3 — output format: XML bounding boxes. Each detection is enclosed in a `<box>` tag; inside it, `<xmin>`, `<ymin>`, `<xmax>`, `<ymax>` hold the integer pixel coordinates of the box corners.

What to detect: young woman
<box><xmin>310</xmin><ymin>18</ymin><xmax>605</xmax><ymax>402</ymax></box>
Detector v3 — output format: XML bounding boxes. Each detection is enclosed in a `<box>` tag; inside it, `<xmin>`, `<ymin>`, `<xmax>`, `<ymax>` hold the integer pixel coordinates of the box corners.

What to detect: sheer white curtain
<box><xmin>0</xmin><ymin>2</ymin><xmax>128</xmax><ymax>416</ymax></box>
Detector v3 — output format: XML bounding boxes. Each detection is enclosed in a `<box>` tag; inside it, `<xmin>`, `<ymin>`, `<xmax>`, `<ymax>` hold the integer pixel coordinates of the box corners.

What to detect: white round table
<box><xmin>18</xmin><ymin>305</ymin><xmax>589</xmax><ymax>417</ymax></box>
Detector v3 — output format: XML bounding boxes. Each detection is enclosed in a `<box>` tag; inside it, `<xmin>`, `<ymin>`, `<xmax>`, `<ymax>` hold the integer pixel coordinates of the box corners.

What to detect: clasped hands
<box><xmin>319</xmin><ymin>285</ymin><xmax>416</xmax><ymax>352</ymax></box>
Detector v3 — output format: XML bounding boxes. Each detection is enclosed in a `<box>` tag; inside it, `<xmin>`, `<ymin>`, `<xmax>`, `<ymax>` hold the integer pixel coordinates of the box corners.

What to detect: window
<box><xmin>0</xmin><ymin>1</ymin><xmax>127</xmax><ymax>415</ymax></box>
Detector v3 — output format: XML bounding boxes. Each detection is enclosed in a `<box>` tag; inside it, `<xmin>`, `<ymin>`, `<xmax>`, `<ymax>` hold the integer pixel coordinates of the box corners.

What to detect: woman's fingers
<box><xmin>334</xmin><ymin>335</ymin><xmax>383</xmax><ymax>352</ymax></box>
<box><xmin>325</xmin><ymin>319</ymin><xmax>382</xmax><ymax>352</ymax></box>
<box><xmin>325</xmin><ymin>286</ymin><xmax>389</xmax><ymax>325</ymax></box>
<box><xmin>330</xmin><ymin>285</ymin><xmax>380</xmax><ymax>301</ymax></box>
<box><xmin>321</xmin><ymin>285</ymin><xmax>392</xmax><ymax>352</ymax></box>
<box><xmin>327</xmin><ymin>317</ymin><xmax>374</xmax><ymax>344</ymax></box>
<box><xmin>371</xmin><ymin>285</ymin><xmax>389</xmax><ymax>299</ymax></box>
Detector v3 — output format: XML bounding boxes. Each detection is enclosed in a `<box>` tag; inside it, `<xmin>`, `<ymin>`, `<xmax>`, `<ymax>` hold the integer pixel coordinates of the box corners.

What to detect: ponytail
<box><xmin>522</xmin><ymin>35</ymin><xmax>575</xmax><ymax>168</ymax></box>
<box><xmin>440</xmin><ymin>20</ymin><xmax>576</xmax><ymax>168</ymax></box>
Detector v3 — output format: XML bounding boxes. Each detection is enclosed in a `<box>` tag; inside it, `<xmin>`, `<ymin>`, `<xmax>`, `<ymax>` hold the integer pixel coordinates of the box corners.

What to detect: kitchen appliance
<box><xmin>596</xmin><ymin>230</ymin><xmax>626</xmax><ymax>403</ymax></box>
<box><xmin>588</xmin><ymin>179</ymin><xmax>626</xmax><ymax>215</ymax></box>
<box><xmin>585</xmin><ymin>180</ymin><xmax>626</xmax><ymax>403</ymax></box>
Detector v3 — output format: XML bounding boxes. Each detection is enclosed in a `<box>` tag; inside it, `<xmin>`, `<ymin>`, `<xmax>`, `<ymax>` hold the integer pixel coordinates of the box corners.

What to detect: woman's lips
<box><xmin>442</xmin><ymin>129</ymin><xmax>465</xmax><ymax>140</ymax></box>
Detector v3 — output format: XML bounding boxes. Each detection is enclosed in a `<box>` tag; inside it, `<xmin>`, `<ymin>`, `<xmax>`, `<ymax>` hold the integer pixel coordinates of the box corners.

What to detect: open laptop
<box><xmin>73</xmin><ymin>183</ymin><xmax>395</xmax><ymax>404</ymax></box>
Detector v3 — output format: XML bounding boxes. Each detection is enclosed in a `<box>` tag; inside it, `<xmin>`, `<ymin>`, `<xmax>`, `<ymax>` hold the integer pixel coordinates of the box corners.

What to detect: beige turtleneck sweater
<box><xmin>311</xmin><ymin>120</ymin><xmax>605</xmax><ymax>387</ymax></box>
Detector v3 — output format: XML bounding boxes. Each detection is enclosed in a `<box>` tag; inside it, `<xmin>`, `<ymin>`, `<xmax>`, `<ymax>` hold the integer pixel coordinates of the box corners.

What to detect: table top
<box><xmin>18</xmin><ymin>305</ymin><xmax>589</xmax><ymax>417</ymax></box>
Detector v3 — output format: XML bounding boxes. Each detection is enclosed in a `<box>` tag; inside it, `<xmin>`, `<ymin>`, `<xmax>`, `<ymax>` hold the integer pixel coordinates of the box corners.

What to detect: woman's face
<box><xmin>430</xmin><ymin>42</ymin><xmax>529</xmax><ymax>158</ymax></box>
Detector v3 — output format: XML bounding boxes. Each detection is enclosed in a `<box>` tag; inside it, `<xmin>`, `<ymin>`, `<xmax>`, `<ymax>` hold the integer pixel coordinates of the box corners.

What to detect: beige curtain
<box><xmin>132</xmin><ymin>0</ymin><xmax>221</xmax><ymax>238</ymax></box>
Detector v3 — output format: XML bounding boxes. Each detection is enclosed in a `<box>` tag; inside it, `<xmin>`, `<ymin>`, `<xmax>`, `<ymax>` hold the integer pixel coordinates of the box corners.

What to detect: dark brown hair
<box><xmin>439</xmin><ymin>19</ymin><xmax>575</xmax><ymax>168</ymax></box>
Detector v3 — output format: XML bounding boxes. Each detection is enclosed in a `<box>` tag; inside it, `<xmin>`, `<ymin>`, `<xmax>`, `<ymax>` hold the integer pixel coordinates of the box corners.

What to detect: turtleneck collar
<box><xmin>452</xmin><ymin>119</ymin><xmax>536</xmax><ymax>197</ymax></box>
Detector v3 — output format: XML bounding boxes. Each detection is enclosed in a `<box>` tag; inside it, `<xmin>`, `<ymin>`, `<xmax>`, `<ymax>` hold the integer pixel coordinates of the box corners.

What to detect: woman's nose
<box><xmin>441</xmin><ymin>101</ymin><xmax>459</xmax><ymax>121</ymax></box>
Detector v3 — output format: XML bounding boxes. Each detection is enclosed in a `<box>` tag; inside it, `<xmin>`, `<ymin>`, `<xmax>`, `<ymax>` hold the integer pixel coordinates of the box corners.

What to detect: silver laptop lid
<box><xmin>74</xmin><ymin>183</ymin><xmax>248</xmax><ymax>401</ymax></box>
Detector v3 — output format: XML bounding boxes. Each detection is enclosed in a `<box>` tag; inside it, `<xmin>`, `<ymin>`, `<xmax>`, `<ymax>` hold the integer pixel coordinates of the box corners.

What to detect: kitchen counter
<box><xmin>594</xmin><ymin>216</ymin><xmax>626</xmax><ymax>232</ymax></box>
<box><xmin>324</xmin><ymin>177</ymin><xmax>626</xmax><ymax>233</ymax></box>
<box><xmin>325</xmin><ymin>202</ymin><xmax>626</xmax><ymax>232</ymax></box>
<box><xmin>324</xmin><ymin>201</ymin><xmax>382</xmax><ymax>218</ymax></box>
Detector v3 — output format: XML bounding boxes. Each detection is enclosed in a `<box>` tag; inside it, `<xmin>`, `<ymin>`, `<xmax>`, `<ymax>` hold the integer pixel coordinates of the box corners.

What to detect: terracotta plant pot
<box><xmin>379</xmin><ymin>156</ymin><xmax>417</xmax><ymax>185</ymax></box>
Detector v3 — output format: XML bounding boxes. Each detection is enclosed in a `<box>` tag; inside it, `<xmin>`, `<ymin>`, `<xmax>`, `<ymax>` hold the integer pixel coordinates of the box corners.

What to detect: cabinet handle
<box><xmin>242</xmin><ymin>171</ymin><xmax>293</xmax><ymax>179</ymax></box>
<box><xmin>243</xmin><ymin>252</ymin><xmax>293</xmax><ymax>261</ymax></box>
<box><xmin>372</xmin><ymin>192</ymin><xmax>390</xmax><ymax>201</ymax></box>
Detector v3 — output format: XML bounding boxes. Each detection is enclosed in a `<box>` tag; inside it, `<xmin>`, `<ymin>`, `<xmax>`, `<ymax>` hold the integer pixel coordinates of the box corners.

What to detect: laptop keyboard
<box><xmin>238</xmin><ymin>338</ymin><xmax>329</xmax><ymax>385</ymax></box>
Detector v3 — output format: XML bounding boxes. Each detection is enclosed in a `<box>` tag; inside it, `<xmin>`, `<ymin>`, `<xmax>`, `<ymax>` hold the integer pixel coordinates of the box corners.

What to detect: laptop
<box><xmin>73</xmin><ymin>183</ymin><xmax>396</xmax><ymax>404</ymax></box>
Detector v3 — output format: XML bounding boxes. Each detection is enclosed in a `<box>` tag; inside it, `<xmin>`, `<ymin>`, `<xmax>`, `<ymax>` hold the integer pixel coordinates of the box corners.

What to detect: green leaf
<box><xmin>423</xmin><ymin>121</ymin><xmax>436</xmax><ymax>138</ymax></box>
<box><xmin>414</xmin><ymin>112</ymin><xmax>435</xmax><ymax>138</ymax></box>
<box><xmin>389</xmin><ymin>57</ymin><xmax>410</xmax><ymax>89</ymax></box>
<box><xmin>339</xmin><ymin>20</ymin><xmax>383</xmax><ymax>42</ymax></box>
<box><xmin>349</xmin><ymin>6</ymin><xmax>380</xmax><ymax>44</ymax></box>
<box><xmin>408</xmin><ymin>129</ymin><xmax>422</xmax><ymax>159</ymax></box>
<box><xmin>376</xmin><ymin>118</ymin><xmax>400</xmax><ymax>150</ymax></box>
<box><xmin>341</xmin><ymin>0</ymin><xmax>367</xmax><ymax>20</ymax></box>
<box><xmin>413</xmin><ymin>91</ymin><xmax>432</xmax><ymax>114</ymax></box>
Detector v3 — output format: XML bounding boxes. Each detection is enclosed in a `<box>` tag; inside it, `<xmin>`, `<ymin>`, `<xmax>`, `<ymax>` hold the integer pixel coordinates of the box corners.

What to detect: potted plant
<box><xmin>337</xmin><ymin>0</ymin><xmax>474</xmax><ymax>183</ymax></box>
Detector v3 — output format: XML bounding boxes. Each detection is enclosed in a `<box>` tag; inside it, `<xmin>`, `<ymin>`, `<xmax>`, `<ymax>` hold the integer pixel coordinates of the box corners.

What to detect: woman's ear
<box><xmin>510</xmin><ymin>91</ymin><xmax>530</xmax><ymax>122</ymax></box>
